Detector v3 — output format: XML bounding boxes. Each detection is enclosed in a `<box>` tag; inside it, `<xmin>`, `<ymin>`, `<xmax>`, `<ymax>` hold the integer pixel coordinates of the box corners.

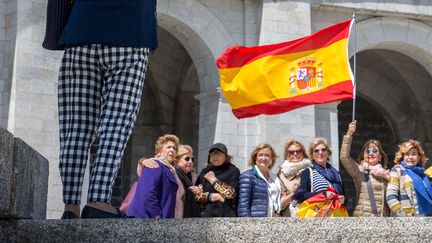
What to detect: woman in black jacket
<box><xmin>190</xmin><ymin>143</ymin><xmax>240</xmax><ymax>217</ymax></box>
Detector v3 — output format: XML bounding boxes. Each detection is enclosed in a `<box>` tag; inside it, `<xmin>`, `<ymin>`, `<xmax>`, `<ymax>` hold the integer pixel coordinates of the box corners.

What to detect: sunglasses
<box><xmin>287</xmin><ymin>150</ymin><xmax>303</xmax><ymax>155</ymax></box>
<box><xmin>366</xmin><ymin>149</ymin><xmax>379</xmax><ymax>154</ymax></box>
<box><xmin>314</xmin><ymin>148</ymin><xmax>327</xmax><ymax>154</ymax></box>
<box><xmin>184</xmin><ymin>156</ymin><xmax>194</xmax><ymax>162</ymax></box>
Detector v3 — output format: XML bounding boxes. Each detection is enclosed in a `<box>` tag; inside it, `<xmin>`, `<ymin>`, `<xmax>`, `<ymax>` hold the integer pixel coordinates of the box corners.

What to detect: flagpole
<box><xmin>352</xmin><ymin>10</ymin><xmax>357</xmax><ymax>122</ymax></box>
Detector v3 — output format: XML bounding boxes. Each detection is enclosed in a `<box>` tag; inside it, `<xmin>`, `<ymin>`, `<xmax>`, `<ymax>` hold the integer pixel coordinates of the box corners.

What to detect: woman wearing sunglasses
<box><xmin>293</xmin><ymin>137</ymin><xmax>346</xmax><ymax>211</ymax></box>
<box><xmin>277</xmin><ymin>140</ymin><xmax>312</xmax><ymax>216</ymax></box>
<box><xmin>340</xmin><ymin>121</ymin><xmax>390</xmax><ymax>217</ymax></box>
<box><xmin>175</xmin><ymin>145</ymin><xmax>200</xmax><ymax>217</ymax></box>
<box><xmin>386</xmin><ymin>139</ymin><xmax>431</xmax><ymax>216</ymax></box>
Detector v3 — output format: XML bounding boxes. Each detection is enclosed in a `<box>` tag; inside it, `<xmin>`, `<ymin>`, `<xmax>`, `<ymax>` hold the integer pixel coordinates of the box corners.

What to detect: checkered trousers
<box><xmin>58</xmin><ymin>44</ymin><xmax>149</xmax><ymax>204</ymax></box>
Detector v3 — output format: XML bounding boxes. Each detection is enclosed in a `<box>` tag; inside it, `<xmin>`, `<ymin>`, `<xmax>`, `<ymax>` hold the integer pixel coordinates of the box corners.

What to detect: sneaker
<box><xmin>81</xmin><ymin>205</ymin><xmax>128</xmax><ymax>219</ymax></box>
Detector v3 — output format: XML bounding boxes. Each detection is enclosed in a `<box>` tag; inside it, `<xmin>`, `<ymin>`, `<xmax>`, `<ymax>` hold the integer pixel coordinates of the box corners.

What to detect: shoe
<box><xmin>81</xmin><ymin>205</ymin><xmax>128</xmax><ymax>219</ymax></box>
<box><xmin>61</xmin><ymin>211</ymin><xmax>79</xmax><ymax>219</ymax></box>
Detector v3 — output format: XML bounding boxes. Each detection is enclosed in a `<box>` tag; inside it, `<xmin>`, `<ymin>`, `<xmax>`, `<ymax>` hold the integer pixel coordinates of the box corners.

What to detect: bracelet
<box><xmin>211</xmin><ymin>179</ymin><xmax>219</xmax><ymax>186</ymax></box>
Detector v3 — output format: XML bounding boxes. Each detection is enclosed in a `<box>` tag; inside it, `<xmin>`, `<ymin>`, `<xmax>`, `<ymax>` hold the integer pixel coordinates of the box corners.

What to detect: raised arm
<box><xmin>340</xmin><ymin>121</ymin><xmax>361</xmax><ymax>178</ymax></box>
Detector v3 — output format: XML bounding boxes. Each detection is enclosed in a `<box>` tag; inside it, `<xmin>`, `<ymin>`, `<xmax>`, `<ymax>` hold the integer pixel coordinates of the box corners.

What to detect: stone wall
<box><xmin>0</xmin><ymin>128</ymin><xmax>48</xmax><ymax>219</ymax></box>
<box><xmin>2</xmin><ymin>217</ymin><xmax>432</xmax><ymax>242</ymax></box>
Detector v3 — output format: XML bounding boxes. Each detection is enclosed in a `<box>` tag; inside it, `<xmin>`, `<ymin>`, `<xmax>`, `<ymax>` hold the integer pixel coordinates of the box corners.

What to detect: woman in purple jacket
<box><xmin>128</xmin><ymin>134</ymin><xmax>180</xmax><ymax>219</ymax></box>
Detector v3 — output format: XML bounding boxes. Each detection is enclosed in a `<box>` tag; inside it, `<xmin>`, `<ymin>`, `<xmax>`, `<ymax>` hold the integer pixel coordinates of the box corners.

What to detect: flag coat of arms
<box><xmin>216</xmin><ymin>19</ymin><xmax>354</xmax><ymax>119</ymax></box>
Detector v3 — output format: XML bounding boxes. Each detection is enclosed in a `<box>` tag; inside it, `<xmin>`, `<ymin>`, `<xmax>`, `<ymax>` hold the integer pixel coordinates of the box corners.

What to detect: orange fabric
<box><xmin>296</xmin><ymin>189</ymin><xmax>349</xmax><ymax>218</ymax></box>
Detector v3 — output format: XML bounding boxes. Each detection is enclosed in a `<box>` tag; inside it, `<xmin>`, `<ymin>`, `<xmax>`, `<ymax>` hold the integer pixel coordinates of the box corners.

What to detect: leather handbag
<box><xmin>42</xmin><ymin>0</ymin><xmax>73</xmax><ymax>50</ymax></box>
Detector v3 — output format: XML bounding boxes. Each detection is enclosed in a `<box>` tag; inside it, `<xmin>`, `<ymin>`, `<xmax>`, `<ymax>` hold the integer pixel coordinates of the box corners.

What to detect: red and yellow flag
<box><xmin>216</xmin><ymin>19</ymin><xmax>354</xmax><ymax>119</ymax></box>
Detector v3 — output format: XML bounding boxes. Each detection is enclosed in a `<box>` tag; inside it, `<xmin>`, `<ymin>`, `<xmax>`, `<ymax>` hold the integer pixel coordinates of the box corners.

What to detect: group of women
<box><xmin>124</xmin><ymin>120</ymin><xmax>432</xmax><ymax>219</ymax></box>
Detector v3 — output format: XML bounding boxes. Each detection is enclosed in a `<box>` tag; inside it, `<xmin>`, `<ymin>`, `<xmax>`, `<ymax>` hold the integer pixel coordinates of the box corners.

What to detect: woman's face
<box><xmin>312</xmin><ymin>143</ymin><xmax>329</xmax><ymax>165</ymax></box>
<box><xmin>404</xmin><ymin>148</ymin><xmax>420</xmax><ymax>167</ymax></box>
<box><xmin>209</xmin><ymin>149</ymin><xmax>226</xmax><ymax>167</ymax></box>
<box><xmin>177</xmin><ymin>152</ymin><xmax>194</xmax><ymax>173</ymax></box>
<box><xmin>255</xmin><ymin>148</ymin><xmax>273</xmax><ymax>172</ymax></box>
<box><xmin>159</xmin><ymin>141</ymin><xmax>177</xmax><ymax>163</ymax></box>
<box><xmin>286</xmin><ymin>144</ymin><xmax>305</xmax><ymax>163</ymax></box>
<box><xmin>363</xmin><ymin>144</ymin><xmax>382</xmax><ymax>166</ymax></box>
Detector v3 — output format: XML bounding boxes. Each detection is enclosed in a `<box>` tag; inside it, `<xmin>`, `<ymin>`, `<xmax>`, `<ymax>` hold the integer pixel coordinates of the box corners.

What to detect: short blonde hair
<box><xmin>176</xmin><ymin>144</ymin><xmax>193</xmax><ymax>161</ymax></box>
<box><xmin>394</xmin><ymin>139</ymin><xmax>429</xmax><ymax>166</ymax></box>
<box><xmin>249</xmin><ymin>143</ymin><xmax>278</xmax><ymax>169</ymax></box>
<box><xmin>154</xmin><ymin>134</ymin><xmax>179</xmax><ymax>155</ymax></box>
<box><xmin>308</xmin><ymin>137</ymin><xmax>332</xmax><ymax>159</ymax></box>
<box><xmin>283</xmin><ymin>139</ymin><xmax>308</xmax><ymax>160</ymax></box>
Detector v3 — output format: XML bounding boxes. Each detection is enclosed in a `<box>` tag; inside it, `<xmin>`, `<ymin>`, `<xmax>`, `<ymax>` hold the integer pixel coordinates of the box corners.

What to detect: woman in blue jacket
<box><xmin>238</xmin><ymin>144</ymin><xmax>289</xmax><ymax>217</ymax></box>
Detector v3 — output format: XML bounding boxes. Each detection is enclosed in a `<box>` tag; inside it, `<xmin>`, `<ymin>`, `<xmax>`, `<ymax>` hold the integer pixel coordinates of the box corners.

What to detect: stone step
<box><xmin>1</xmin><ymin>217</ymin><xmax>431</xmax><ymax>242</ymax></box>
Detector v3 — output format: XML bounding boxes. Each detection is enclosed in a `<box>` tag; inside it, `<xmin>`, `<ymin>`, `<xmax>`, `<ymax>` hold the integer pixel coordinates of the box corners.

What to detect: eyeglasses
<box><xmin>210</xmin><ymin>150</ymin><xmax>224</xmax><ymax>156</ymax></box>
<box><xmin>366</xmin><ymin>149</ymin><xmax>379</xmax><ymax>154</ymax></box>
<box><xmin>184</xmin><ymin>156</ymin><xmax>194</xmax><ymax>162</ymax></box>
<box><xmin>314</xmin><ymin>148</ymin><xmax>327</xmax><ymax>154</ymax></box>
<box><xmin>287</xmin><ymin>150</ymin><xmax>303</xmax><ymax>156</ymax></box>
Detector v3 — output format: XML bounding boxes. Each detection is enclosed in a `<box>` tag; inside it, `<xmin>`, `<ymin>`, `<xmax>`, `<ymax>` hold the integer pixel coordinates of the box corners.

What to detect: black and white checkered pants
<box><xmin>58</xmin><ymin>44</ymin><xmax>149</xmax><ymax>204</ymax></box>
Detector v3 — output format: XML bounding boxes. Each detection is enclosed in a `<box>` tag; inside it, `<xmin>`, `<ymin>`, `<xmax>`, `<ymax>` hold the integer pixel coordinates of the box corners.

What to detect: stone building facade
<box><xmin>1</xmin><ymin>0</ymin><xmax>431</xmax><ymax>218</ymax></box>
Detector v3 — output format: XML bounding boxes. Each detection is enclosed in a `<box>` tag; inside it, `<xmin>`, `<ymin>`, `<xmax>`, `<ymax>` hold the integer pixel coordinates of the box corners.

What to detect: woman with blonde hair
<box><xmin>238</xmin><ymin>144</ymin><xmax>289</xmax><ymax>217</ymax></box>
<box><xmin>386</xmin><ymin>139</ymin><xmax>431</xmax><ymax>216</ymax></box>
<box><xmin>294</xmin><ymin>138</ymin><xmax>346</xmax><ymax>207</ymax></box>
<box><xmin>127</xmin><ymin>134</ymin><xmax>181</xmax><ymax>219</ymax></box>
<box><xmin>175</xmin><ymin>145</ymin><xmax>200</xmax><ymax>217</ymax></box>
<box><xmin>277</xmin><ymin>140</ymin><xmax>312</xmax><ymax>216</ymax></box>
<box><xmin>340</xmin><ymin>121</ymin><xmax>390</xmax><ymax>216</ymax></box>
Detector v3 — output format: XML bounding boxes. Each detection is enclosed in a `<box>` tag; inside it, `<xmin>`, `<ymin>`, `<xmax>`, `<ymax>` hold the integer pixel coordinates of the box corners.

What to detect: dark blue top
<box><xmin>59</xmin><ymin>0</ymin><xmax>158</xmax><ymax>49</ymax></box>
<box><xmin>237</xmin><ymin>167</ymin><xmax>269</xmax><ymax>217</ymax></box>
<box><xmin>294</xmin><ymin>162</ymin><xmax>346</xmax><ymax>204</ymax></box>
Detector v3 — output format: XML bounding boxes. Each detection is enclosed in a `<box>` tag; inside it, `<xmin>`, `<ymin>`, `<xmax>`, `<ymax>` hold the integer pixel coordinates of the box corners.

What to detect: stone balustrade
<box><xmin>0</xmin><ymin>128</ymin><xmax>49</xmax><ymax>219</ymax></box>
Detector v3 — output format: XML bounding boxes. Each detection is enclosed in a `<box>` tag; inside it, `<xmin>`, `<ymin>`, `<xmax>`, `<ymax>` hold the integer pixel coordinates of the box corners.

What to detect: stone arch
<box><xmin>157</xmin><ymin>0</ymin><xmax>235</xmax><ymax>92</ymax></box>
<box><xmin>348</xmin><ymin>17</ymin><xmax>432</xmax><ymax>145</ymax></box>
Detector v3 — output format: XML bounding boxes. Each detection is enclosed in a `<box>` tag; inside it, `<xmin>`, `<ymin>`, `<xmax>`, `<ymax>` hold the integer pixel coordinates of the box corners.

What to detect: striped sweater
<box><xmin>386</xmin><ymin>165</ymin><xmax>418</xmax><ymax>216</ymax></box>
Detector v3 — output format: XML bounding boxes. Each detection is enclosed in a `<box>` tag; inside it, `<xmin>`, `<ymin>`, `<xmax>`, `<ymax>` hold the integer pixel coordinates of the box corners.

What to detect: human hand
<box><xmin>210</xmin><ymin>193</ymin><xmax>225</xmax><ymax>203</ymax></box>
<box><xmin>326</xmin><ymin>190</ymin><xmax>336</xmax><ymax>200</ymax></box>
<box><xmin>141</xmin><ymin>158</ymin><xmax>159</xmax><ymax>168</ymax></box>
<box><xmin>189</xmin><ymin>186</ymin><xmax>203</xmax><ymax>196</ymax></box>
<box><xmin>137</xmin><ymin>158</ymin><xmax>159</xmax><ymax>176</ymax></box>
<box><xmin>291</xmin><ymin>182</ymin><xmax>299</xmax><ymax>193</ymax></box>
<box><xmin>338</xmin><ymin>195</ymin><xmax>345</xmax><ymax>204</ymax></box>
<box><xmin>204</xmin><ymin>171</ymin><xmax>217</xmax><ymax>183</ymax></box>
<box><xmin>281</xmin><ymin>194</ymin><xmax>292</xmax><ymax>209</ymax></box>
<box><xmin>347</xmin><ymin>121</ymin><xmax>356</xmax><ymax>136</ymax></box>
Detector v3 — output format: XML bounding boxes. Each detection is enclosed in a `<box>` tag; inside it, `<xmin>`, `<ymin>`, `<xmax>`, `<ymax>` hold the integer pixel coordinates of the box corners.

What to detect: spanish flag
<box><xmin>217</xmin><ymin>19</ymin><xmax>354</xmax><ymax>119</ymax></box>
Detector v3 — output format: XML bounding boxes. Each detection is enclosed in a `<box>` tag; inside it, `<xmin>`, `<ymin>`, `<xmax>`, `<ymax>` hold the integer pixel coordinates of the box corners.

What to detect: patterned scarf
<box><xmin>362</xmin><ymin>162</ymin><xmax>390</xmax><ymax>180</ymax></box>
<box><xmin>401</xmin><ymin>162</ymin><xmax>432</xmax><ymax>216</ymax></box>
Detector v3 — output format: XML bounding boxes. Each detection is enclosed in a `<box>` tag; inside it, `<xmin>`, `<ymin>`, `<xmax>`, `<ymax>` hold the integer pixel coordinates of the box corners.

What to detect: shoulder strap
<box><xmin>363</xmin><ymin>171</ymin><xmax>378</xmax><ymax>215</ymax></box>
<box><xmin>308</xmin><ymin>167</ymin><xmax>314</xmax><ymax>192</ymax></box>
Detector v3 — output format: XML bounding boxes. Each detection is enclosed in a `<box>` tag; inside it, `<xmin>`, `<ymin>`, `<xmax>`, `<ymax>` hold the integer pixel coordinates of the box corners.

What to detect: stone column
<box><xmin>314</xmin><ymin>102</ymin><xmax>341</xmax><ymax>170</ymax></box>
<box><xmin>257</xmin><ymin>0</ymin><xmax>316</xmax><ymax>169</ymax></box>
<box><xmin>4</xmin><ymin>0</ymin><xmax>65</xmax><ymax>218</ymax></box>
